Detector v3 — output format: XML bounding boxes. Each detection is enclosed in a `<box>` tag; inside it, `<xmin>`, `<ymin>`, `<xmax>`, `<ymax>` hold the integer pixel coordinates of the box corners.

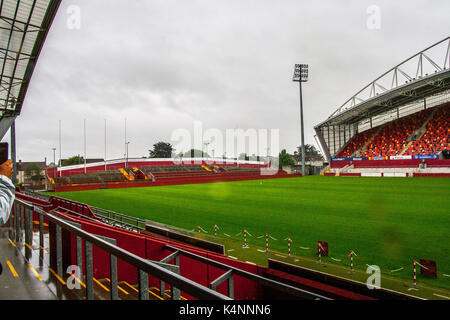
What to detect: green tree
<box><xmin>238</xmin><ymin>153</ymin><xmax>249</xmax><ymax>161</ymax></box>
<box><xmin>293</xmin><ymin>144</ymin><xmax>323</xmax><ymax>162</ymax></box>
<box><xmin>62</xmin><ymin>155</ymin><xmax>84</xmax><ymax>166</ymax></box>
<box><xmin>149</xmin><ymin>142</ymin><xmax>174</xmax><ymax>158</ymax></box>
<box><xmin>278</xmin><ymin>149</ymin><xmax>295</xmax><ymax>169</ymax></box>
<box><xmin>183</xmin><ymin>149</ymin><xmax>209</xmax><ymax>158</ymax></box>
<box><xmin>25</xmin><ymin>164</ymin><xmax>42</xmax><ymax>185</ymax></box>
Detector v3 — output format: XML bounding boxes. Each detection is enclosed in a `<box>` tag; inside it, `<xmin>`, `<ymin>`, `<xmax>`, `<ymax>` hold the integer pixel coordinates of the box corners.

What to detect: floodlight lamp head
<box><xmin>293</xmin><ymin>64</ymin><xmax>309</xmax><ymax>82</ymax></box>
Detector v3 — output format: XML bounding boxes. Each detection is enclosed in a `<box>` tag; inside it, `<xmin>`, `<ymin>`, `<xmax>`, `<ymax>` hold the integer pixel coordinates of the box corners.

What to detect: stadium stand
<box><xmin>336</xmin><ymin>127</ymin><xmax>379</xmax><ymax>158</ymax></box>
<box><xmin>316</xmin><ymin>37</ymin><xmax>450</xmax><ymax>178</ymax></box>
<box><xmin>45</xmin><ymin>160</ymin><xmax>296</xmax><ymax>192</ymax></box>
<box><xmin>404</xmin><ymin>103</ymin><xmax>450</xmax><ymax>156</ymax></box>
<box><xmin>332</xmin><ymin>103</ymin><xmax>449</xmax><ymax>162</ymax></box>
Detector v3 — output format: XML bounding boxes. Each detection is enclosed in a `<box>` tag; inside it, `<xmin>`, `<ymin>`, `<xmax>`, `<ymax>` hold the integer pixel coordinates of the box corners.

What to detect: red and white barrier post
<box><xmin>413</xmin><ymin>260</ymin><xmax>417</xmax><ymax>287</ymax></box>
<box><xmin>243</xmin><ymin>229</ymin><xmax>249</xmax><ymax>248</ymax></box>
<box><xmin>350</xmin><ymin>250</ymin><xmax>354</xmax><ymax>274</ymax></box>
<box><xmin>317</xmin><ymin>242</ymin><xmax>322</xmax><ymax>264</ymax></box>
<box><xmin>265</xmin><ymin>233</ymin><xmax>269</xmax><ymax>252</ymax></box>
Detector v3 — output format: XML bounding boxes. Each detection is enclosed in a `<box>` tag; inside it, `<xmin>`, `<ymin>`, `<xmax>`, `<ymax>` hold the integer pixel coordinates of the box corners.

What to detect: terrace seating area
<box><xmin>336</xmin><ymin>127</ymin><xmax>378</xmax><ymax>158</ymax></box>
<box><xmin>140</xmin><ymin>165</ymin><xmax>213</xmax><ymax>178</ymax></box>
<box><xmin>49</xmin><ymin>163</ymin><xmax>292</xmax><ymax>191</ymax></box>
<box><xmin>404</xmin><ymin>103</ymin><xmax>450</xmax><ymax>156</ymax></box>
<box><xmin>222</xmin><ymin>166</ymin><xmax>261</xmax><ymax>172</ymax></box>
<box><xmin>335</xmin><ymin>103</ymin><xmax>449</xmax><ymax>160</ymax></box>
<box><xmin>54</xmin><ymin>170</ymin><xmax>128</xmax><ymax>185</ymax></box>
<box><xmin>362</xmin><ymin>108</ymin><xmax>433</xmax><ymax>158</ymax></box>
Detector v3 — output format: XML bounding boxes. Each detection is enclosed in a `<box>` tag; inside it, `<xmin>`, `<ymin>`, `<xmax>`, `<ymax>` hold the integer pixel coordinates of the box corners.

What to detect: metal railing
<box><xmin>22</xmin><ymin>189</ymin><xmax>50</xmax><ymax>201</ymax></box>
<box><xmin>90</xmin><ymin>206</ymin><xmax>146</xmax><ymax>232</ymax></box>
<box><xmin>21</xmin><ymin>190</ymin><xmax>145</xmax><ymax>233</ymax></box>
<box><xmin>163</xmin><ymin>245</ymin><xmax>332</xmax><ymax>300</ymax></box>
<box><xmin>12</xmin><ymin>198</ymin><xmax>230</xmax><ymax>300</ymax></box>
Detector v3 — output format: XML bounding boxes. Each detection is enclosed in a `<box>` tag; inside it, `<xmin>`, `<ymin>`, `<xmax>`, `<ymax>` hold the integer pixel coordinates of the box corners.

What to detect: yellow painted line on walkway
<box><xmin>39</xmin><ymin>245</ymin><xmax>48</xmax><ymax>253</ymax></box>
<box><xmin>153</xmin><ymin>287</ymin><xmax>186</xmax><ymax>300</ymax></box>
<box><xmin>122</xmin><ymin>281</ymin><xmax>139</xmax><ymax>293</ymax></box>
<box><xmin>28</xmin><ymin>264</ymin><xmax>42</xmax><ymax>281</ymax></box>
<box><xmin>153</xmin><ymin>286</ymin><xmax>171</xmax><ymax>298</ymax></box>
<box><xmin>48</xmin><ymin>267</ymin><xmax>66</xmax><ymax>285</ymax></box>
<box><xmin>8</xmin><ymin>238</ymin><xmax>16</xmax><ymax>247</ymax></box>
<box><xmin>24</xmin><ymin>243</ymin><xmax>33</xmax><ymax>250</ymax></box>
<box><xmin>105</xmin><ymin>278</ymin><xmax>129</xmax><ymax>295</ymax></box>
<box><xmin>148</xmin><ymin>289</ymin><xmax>164</xmax><ymax>300</ymax></box>
<box><xmin>72</xmin><ymin>275</ymin><xmax>86</xmax><ymax>288</ymax></box>
<box><xmin>93</xmin><ymin>278</ymin><xmax>110</xmax><ymax>292</ymax></box>
<box><xmin>32</xmin><ymin>220</ymin><xmax>48</xmax><ymax>227</ymax></box>
<box><xmin>6</xmin><ymin>260</ymin><xmax>18</xmax><ymax>277</ymax></box>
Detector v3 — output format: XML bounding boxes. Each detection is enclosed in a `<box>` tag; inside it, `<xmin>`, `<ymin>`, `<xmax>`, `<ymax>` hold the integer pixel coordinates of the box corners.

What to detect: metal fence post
<box><xmin>76</xmin><ymin>236</ymin><xmax>82</xmax><ymax>274</ymax></box>
<box><xmin>138</xmin><ymin>269</ymin><xmax>149</xmax><ymax>300</ymax></box>
<box><xmin>56</xmin><ymin>224</ymin><xmax>63</xmax><ymax>278</ymax></box>
<box><xmin>85</xmin><ymin>241</ymin><xmax>94</xmax><ymax>300</ymax></box>
<box><xmin>110</xmin><ymin>254</ymin><xmax>118</xmax><ymax>300</ymax></box>
<box><xmin>15</xmin><ymin>204</ymin><xmax>20</xmax><ymax>242</ymax></box>
<box><xmin>39</xmin><ymin>212</ymin><xmax>44</xmax><ymax>267</ymax></box>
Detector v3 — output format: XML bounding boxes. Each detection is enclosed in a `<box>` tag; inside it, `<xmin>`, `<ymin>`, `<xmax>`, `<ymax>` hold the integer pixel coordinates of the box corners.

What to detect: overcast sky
<box><xmin>4</xmin><ymin>0</ymin><xmax>450</xmax><ymax>163</ymax></box>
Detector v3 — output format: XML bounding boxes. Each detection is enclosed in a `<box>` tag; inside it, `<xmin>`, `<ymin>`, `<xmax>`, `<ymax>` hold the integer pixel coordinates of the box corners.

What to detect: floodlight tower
<box><xmin>52</xmin><ymin>148</ymin><xmax>56</xmax><ymax>179</ymax></box>
<box><xmin>125</xmin><ymin>141</ymin><xmax>130</xmax><ymax>168</ymax></box>
<box><xmin>292</xmin><ymin>64</ymin><xmax>309</xmax><ymax>177</ymax></box>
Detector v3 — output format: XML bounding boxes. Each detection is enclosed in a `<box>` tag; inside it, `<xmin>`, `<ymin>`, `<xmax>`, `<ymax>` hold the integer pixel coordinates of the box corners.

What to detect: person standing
<box><xmin>0</xmin><ymin>159</ymin><xmax>15</xmax><ymax>275</ymax></box>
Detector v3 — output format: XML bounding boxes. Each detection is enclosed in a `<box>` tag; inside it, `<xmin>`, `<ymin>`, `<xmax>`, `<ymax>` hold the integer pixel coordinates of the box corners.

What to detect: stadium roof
<box><xmin>0</xmin><ymin>0</ymin><xmax>61</xmax><ymax>138</ymax></box>
<box><xmin>316</xmin><ymin>37</ymin><xmax>450</xmax><ymax>129</ymax></box>
<box><xmin>315</xmin><ymin>37</ymin><xmax>450</xmax><ymax>160</ymax></box>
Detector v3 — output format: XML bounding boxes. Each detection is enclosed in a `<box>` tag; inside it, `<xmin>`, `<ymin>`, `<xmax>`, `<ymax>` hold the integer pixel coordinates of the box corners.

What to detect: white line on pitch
<box><xmin>228</xmin><ymin>256</ymin><xmax>238</xmax><ymax>260</ymax></box>
<box><xmin>433</xmin><ymin>293</ymin><xmax>450</xmax><ymax>300</ymax></box>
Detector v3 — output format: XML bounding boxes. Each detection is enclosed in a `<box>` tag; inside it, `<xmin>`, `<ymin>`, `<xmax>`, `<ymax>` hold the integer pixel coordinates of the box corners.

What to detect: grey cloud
<box><xmin>4</xmin><ymin>0</ymin><xmax>449</xmax><ymax>162</ymax></box>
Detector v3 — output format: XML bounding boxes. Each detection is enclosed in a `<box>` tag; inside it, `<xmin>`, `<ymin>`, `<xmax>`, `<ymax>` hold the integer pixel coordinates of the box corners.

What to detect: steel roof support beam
<box><xmin>4</xmin><ymin>0</ymin><xmax>38</xmax><ymax>115</ymax></box>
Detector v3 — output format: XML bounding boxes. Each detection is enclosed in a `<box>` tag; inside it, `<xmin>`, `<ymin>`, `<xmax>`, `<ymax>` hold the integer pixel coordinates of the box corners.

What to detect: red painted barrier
<box><xmin>425</xmin><ymin>159</ymin><xmax>450</xmax><ymax>167</ymax></box>
<box><xmin>330</xmin><ymin>161</ymin><xmax>350</xmax><ymax>168</ymax></box>
<box><xmin>354</xmin><ymin>159</ymin><xmax>421</xmax><ymax>168</ymax></box>
<box><xmin>413</xmin><ymin>173</ymin><xmax>450</xmax><ymax>178</ymax></box>
<box><xmin>339</xmin><ymin>173</ymin><xmax>361</xmax><ymax>177</ymax></box>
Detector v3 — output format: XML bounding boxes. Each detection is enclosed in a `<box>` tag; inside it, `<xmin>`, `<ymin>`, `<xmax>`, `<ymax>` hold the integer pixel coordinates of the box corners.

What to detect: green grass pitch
<box><xmin>51</xmin><ymin>176</ymin><xmax>450</xmax><ymax>288</ymax></box>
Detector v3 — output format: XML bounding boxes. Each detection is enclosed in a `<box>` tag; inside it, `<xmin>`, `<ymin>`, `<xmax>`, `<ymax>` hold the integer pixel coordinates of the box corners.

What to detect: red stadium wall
<box><xmin>413</xmin><ymin>173</ymin><xmax>450</xmax><ymax>178</ymax></box>
<box><xmin>330</xmin><ymin>159</ymin><xmax>450</xmax><ymax>169</ymax></box>
<box><xmin>353</xmin><ymin>159</ymin><xmax>421</xmax><ymax>168</ymax></box>
<box><xmin>330</xmin><ymin>161</ymin><xmax>350</xmax><ymax>168</ymax></box>
<box><xmin>339</xmin><ymin>173</ymin><xmax>361</xmax><ymax>177</ymax></box>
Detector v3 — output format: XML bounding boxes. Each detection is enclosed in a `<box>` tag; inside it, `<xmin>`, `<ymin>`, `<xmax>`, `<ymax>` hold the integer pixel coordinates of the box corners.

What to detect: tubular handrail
<box><xmin>14</xmin><ymin>198</ymin><xmax>230</xmax><ymax>300</ymax></box>
<box><xmin>91</xmin><ymin>206</ymin><xmax>146</xmax><ymax>230</ymax></box>
<box><xmin>165</xmin><ymin>245</ymin><xmax>332</xmax><ymax>300</ymax></box>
